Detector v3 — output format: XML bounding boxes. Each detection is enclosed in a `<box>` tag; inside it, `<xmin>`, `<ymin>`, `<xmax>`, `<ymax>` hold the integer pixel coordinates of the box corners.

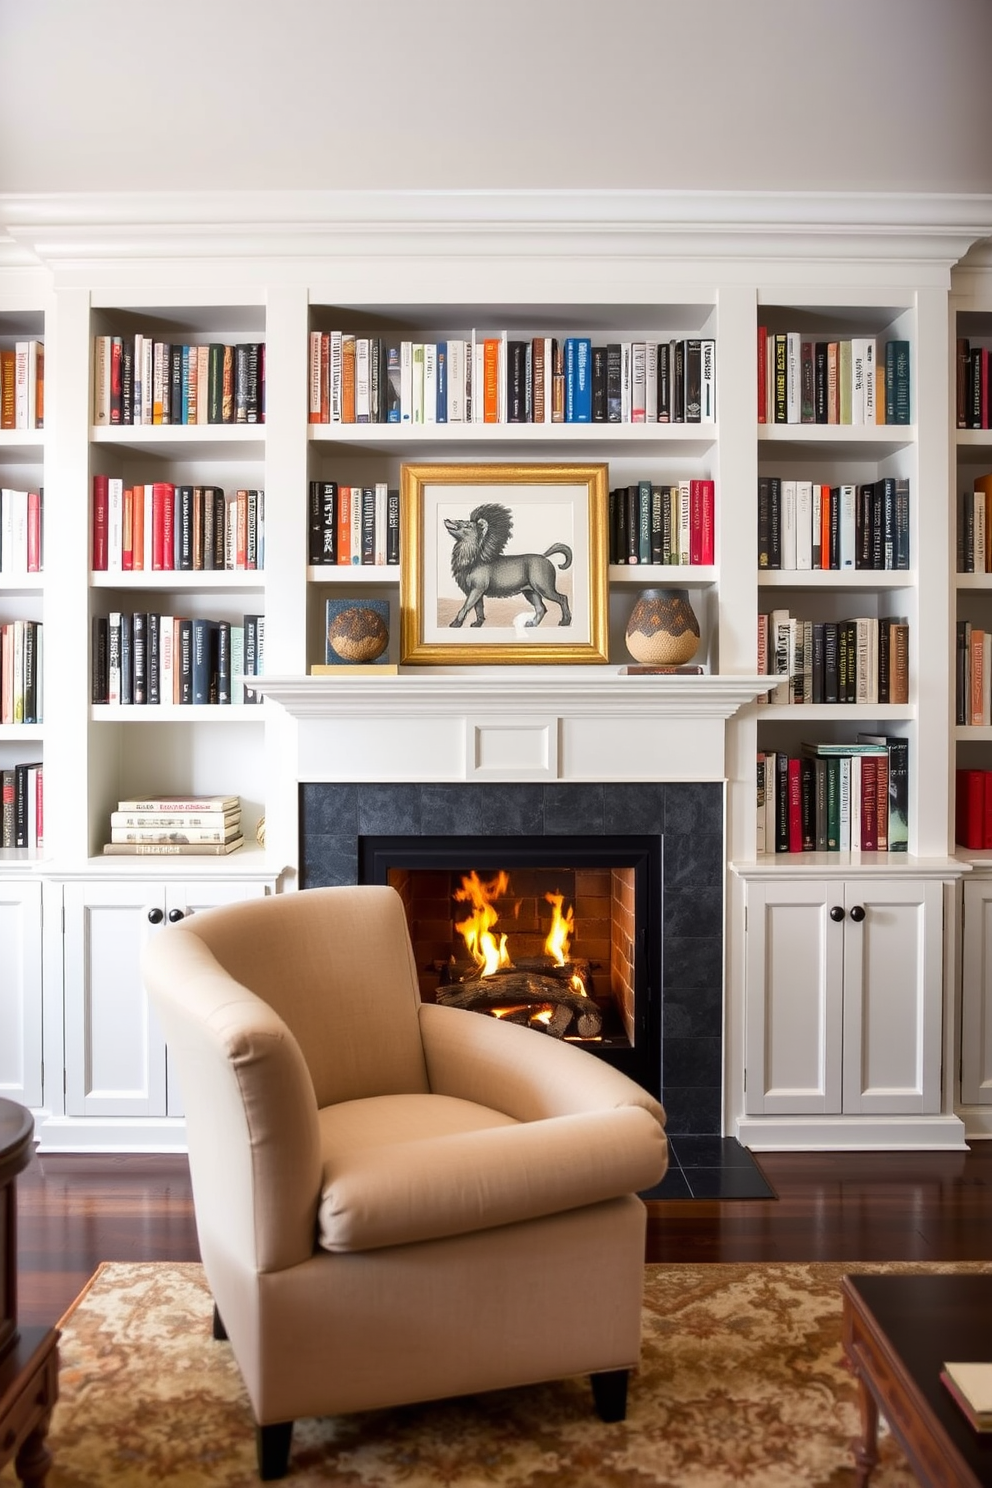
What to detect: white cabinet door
<box><xmin>841</xmin><ymin>878</ymin><xmax>943</xmax><ymax>1115</ymax></box>
<box><xmin>63</xmin><ymin>877</ymin><xmax>272</xmax><ymax>1119</ymax></box>
<box><xmin>62</xmin><ymin>879</ymin><xmax>168</xmax><ymax>1118</ymax></box>
<box><xmin>0</xmin><ymin>878</ymin><xmax>43</xmax><ymax>1107</ymax></box>
<box><xmin>744</xmin><ymin>879</ymin><xmax>844</xmax><ymax>1115</ymax></box>
<box><xmin>961</xmin><ymin>877</ymin><xmax>992</xmax><ymax>1107</ymax></box>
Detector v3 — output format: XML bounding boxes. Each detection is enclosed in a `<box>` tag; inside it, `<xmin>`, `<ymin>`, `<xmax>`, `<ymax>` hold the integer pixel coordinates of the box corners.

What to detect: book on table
<box><xmin>941</xmin><ymin>1361</ymin><xmax>992</xmax><ymax>1432</ymax></box>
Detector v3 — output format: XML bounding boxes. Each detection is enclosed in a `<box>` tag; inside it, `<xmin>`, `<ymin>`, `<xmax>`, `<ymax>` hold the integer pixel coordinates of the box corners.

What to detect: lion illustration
<box><xmin>444</xmin><ymin>503</ymin><xmax>572</xmax><ymax>628</ymax></box>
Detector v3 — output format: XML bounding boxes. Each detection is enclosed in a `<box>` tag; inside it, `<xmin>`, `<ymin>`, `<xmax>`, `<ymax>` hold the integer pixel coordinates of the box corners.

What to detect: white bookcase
<box><xmin>0</xmin><ymin>190</ymin><xmax>989</xmax><ymax>1151</ymax></box>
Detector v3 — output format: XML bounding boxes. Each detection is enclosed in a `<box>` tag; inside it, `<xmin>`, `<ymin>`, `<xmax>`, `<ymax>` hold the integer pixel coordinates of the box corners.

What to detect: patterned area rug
<box><xmin>42</xmin><ymin>1259</ymin><xmax>992</xmax><ymax>1486</ymax></box>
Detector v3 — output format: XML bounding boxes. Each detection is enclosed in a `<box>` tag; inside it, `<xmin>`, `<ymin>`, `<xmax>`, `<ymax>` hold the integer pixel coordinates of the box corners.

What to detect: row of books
<box><xmin>92</xmin><ymin>336</ymin><xmax>265</xmax><ymax>427</ymax></box>
<box><xmin>0</xmin><ymin>487</ymin><xmax>43</xmax><ymax>575</ymax></box>
<box><xmin>608</xmin><ymin>480</ymin><xmax>715</xmax><ymax>566</ymax></box>
<box><xmin>1</xmin><ymin>760</ymin><xmax>42</xmax><ymax>850</ymax></box>
<box><xmin>758</xmin><ymin>476</ymin><xmax>910</xmax><ymax>572</ymax></box>
<box><xmin>956</xmin><ymin>770</ymin><xmax>992</xmax><ymax>850</ymax></box>
<box><xmin>1</xmin><ymin>620</ymin><xmax>43</xmax><ymax>724</ymax></box>
<box><xmin>757</xmin><ymin>739</ymin><xmax>909</xmax><ymax>854</ymax></box>
<box><xmin>308</xmin><ymin>332</ymin><xmax>716</xmax><ymax>426</ymax></box>
<box><xmin>102</xmin><ymin>793</ymin><xmax>244</xmax><ymax>857</ymax></box>
<box><xmin>955</xmin><ymin>474</ymin><xmax>992</xmax><ymax>572</ymax></box>
<box><xmin>956</xmin><ymin>340</ymin><xmax>992</xmax><ymax>430</ymax></box>
<box><xmin>0</xmin><ymin>342</ymin><xmax>43</xmax><ymax>430</ymax></box>
<box><xmin>955</xmin><ymin>622</ymin><xmax>992</xmax><ymax>726</ymax></box>
<box><xmin>91</xmin><ymin>613</ymin><xmax>263</xmax><ymax>706</ymax></box>
<box><xmin>307</xmin><ymin>481</ymin><xmax>400</xmax><ymax>567</ymax></box>
<box><xmin>91</xmin><ymin>478</ymin><xmax>264</xmax><ymax>573</ymax></box>
<box><xmin>758</xmin><ymin>610</ymin><xmax>909</xmax><ymax>706</ymax></box>
<box><xmin>757</xmin><ymin>330</ymin><xmax>911</xmax><ymax>425</ymax></box>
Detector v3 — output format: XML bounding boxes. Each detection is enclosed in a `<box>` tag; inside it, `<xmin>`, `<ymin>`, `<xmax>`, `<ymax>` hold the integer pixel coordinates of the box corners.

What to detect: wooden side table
<box><xmin>0</xmin><ymin>1100</ymin><xmax>58</xmax><ymax>1488</ymax></box>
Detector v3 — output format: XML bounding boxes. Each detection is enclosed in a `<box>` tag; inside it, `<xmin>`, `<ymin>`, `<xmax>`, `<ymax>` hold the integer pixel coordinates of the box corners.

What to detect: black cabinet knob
<box><xmin>849</xmin><ymin>904</ymin><xmax>866</xmax><ymax>923</ymax></box>
<box><xmin>147</xmin><ymin>907</ymin><xmax>164</xmax><ymax>925</ymax></box>
<box><xmin>168</xmin><ymin>908</ymin><xmax>185</xmax><ymax>923</ymax></box>
<box><xmin>829</xmin><ymin>905</ymin><xmax>845</xmax><ymax>922</ymax></box>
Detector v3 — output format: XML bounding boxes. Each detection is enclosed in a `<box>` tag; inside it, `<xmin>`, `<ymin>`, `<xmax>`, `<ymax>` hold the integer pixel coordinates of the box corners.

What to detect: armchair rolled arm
<box><xmin>143</xmin><ymin>927</ymin><xmax>322</xmax><ymax>1274</ymax></box>
<box><xmin>419</xmin><ymin>1001</ymin><xmax>667</xmax><ymax>1129</ymax></box>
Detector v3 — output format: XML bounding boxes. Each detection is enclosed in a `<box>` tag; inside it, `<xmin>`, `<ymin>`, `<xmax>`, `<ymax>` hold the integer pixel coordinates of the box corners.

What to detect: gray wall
<box><xmin>2</xmin><ymin>0</ymin><xmax>990</xmax><ymax>195</ymax></box>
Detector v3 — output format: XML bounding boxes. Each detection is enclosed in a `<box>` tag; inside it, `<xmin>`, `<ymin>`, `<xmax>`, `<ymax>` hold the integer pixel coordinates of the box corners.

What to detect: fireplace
<box><xmin>299</xmin><ymin>780</ymin><xmax>725</xmax><ymax>1133</ymax></box>
<box><xmin>359</xmin><ymin>833</ymin><xmax>661</xmax><ymax>1094</ymax></box>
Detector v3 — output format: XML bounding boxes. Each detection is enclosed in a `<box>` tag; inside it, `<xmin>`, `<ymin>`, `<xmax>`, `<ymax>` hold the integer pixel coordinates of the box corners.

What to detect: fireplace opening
<box><xmin>359</xmin><ymin>834</ymin><xmax>661</xmax><ymax>1096</ymax></box>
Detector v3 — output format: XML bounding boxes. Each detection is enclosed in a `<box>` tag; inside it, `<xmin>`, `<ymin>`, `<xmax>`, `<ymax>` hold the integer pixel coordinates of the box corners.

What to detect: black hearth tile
<box><xmin>300</xmin><ymin>834</ymin><xmax>359</xmax><ymax>889</ymax></box>
<box><xmin>357</xmin><ymin>784</ymin><xmax>423</xmax><ymax>836</ymax></box>
<box><xmin>662</xmin><ymin>936</ymin><xmax>723</xmax><ymax>989</ymax></box>
<box><xmin>663</xmin><ymin>830</ymin><xmax>724</xmax><ymax>888</ymax></box>
<box><xmin>420</xmin><ymin>784</ymin><xmax>491</xmax><ymax>835</ymax></box>
<box><xmin>662</xmin><ymin>781</ymin><xmax>723</xmax><ymax>837</ymax></box>
<box><xmin>639</xmin><ymin>1164</ymin><xmax>692</xmax><ymax>1201</ymax></box>
<box><xmin>603</xmin><ymin>783</ymin><xmax>666</xmax><ymax>836</ymax></box>
<box><xmin>300</xmin><ymin>782</ymin><xmax>359</xmax><ymax>836</ymax></box>
<box><xmin>663</xmin><ymin>1036</ymin><xmax>722</xmax><ymax>1090</ymax></box>
<box><xmin>680</xmin><ymin>1164</ymin><xmax>777</xmax><ymax>1201</ymax></box>
<box><xmin>481</xmin><ymin>784</ymin><xmax>546</xmax><ymax>836</ymax></box>
<box><xmin>661</xmin><ymin>1087</ymin><xmax>722</xmax><ymax>1136</ymax></box>
<box><xmin>543</xmin><ymin>783</ymin><xmax>605</xmax><ymax>836</ymax></box>
<box><xmin>668</xmin><ymin>1135</ymin><xmax>757</xmax><ymax>1169</ymax></box>
<box><xmin>663</xmin><ymin>984</ymin><xmax>722</xmax><ymax>1040</ymax></box>
<box><xmin>663</xmin><ymin>884</ymin><xmax>723</xmax><ymax>939</ymax></box>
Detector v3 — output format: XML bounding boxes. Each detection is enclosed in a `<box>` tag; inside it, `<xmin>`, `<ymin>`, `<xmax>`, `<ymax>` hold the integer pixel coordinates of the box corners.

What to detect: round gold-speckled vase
<box><xmin>625</xmin><ymin>587</ymin><xmax>701</xmax><ymax>665</ymax></box>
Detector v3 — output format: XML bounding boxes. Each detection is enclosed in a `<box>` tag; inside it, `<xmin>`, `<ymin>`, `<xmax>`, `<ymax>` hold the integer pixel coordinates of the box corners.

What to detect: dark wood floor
<box><xmin>15</xmin><ymin>1143</ymin><xmax>992</xmax><ymax>1328</ymax></box>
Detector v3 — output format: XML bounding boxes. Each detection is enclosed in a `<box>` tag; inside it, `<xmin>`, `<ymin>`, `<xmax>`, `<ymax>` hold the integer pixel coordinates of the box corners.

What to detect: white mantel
<box><xmin>258</xmin><ymin>672</ymin><xmax>766</xmax><ymax>786</ymax></box>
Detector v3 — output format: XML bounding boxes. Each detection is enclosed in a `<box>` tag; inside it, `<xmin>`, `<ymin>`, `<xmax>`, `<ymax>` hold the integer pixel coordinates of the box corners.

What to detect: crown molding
<box><xmin>1</xmin><ymin>189</ymin><xmax>991</xmax><ymax>273</ymax></box>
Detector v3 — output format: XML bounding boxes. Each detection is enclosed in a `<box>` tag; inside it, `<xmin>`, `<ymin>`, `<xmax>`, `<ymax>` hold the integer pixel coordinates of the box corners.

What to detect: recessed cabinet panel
<box><xmin>745</xmin><ymin>880</ymin><xmax>843</xmax><ymax>1115</ymax></box>
<box><xmin>62</xmin><ymin>881</ymin><xmax>167</xmax><ymax>1117</ymax></box>
<box><xmin>0</xmin><ymin>881</ymin><xmax>43</xmax><ymax>1107</ymax></box>
<box><xmin>960</xmin><ymin>879</ymin><xmax>992</xmax><ymax>1107</ymax></box>
<box><xmin>841</xmin><ymin>880</ymin><xmax>942</xmax><ymax>1114</ymax></box>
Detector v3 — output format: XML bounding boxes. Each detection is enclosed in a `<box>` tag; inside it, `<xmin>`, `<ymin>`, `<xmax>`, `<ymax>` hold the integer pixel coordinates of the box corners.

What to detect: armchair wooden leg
<box><xmin>590</xmin><ymin>1368</ymin><xmax>629</xmax><ymax>1422</ymax></box>
<box><xmin>212</xmin><ymin>1304</ymin><xmax>227</xmax><ymax>1341</ymax></box>
<box><xmin>256</xmin><ymin>1421</ymin><xmax>293</xmax><ymax>1481</ymax></box>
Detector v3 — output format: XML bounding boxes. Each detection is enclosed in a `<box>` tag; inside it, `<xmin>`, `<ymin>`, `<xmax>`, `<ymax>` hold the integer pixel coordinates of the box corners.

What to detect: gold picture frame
<box><xmin>400</xmin><ymin>462</ymin><xmax>609</xmax><ymax>666</ymax></box>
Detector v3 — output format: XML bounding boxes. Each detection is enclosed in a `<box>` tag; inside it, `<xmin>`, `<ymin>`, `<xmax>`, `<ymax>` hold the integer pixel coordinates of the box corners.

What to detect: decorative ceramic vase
<box><xmin>326</xmin><ymin>604</ymin><xmax>389</xmax><ymax>664</ymax></box>
<box><xmin>624</xmin><ymin>587</ymin><xmax>701</xmax><ymax>665</ymax></box>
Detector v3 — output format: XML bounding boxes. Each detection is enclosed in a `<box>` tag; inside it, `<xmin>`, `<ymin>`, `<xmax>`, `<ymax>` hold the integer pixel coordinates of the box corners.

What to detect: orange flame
<box><xmin>454</xmin><ymin>870</ymin><xmax>511</xmax><ymax>976</ymax></box>
<box><xmin>544</xmin><ymin>892</ymin><xmax>575</xmax><ymax>967</ymax></box>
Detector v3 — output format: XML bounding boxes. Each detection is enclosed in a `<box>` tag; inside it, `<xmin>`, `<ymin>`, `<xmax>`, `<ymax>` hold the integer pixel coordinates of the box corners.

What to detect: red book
<box><xmin>151</xmin><ymin>481</ymin><xmax>175</xmax><ymax>571</ymax></box>
<box><xmin>689</xmin><ymin>480</ymin><xmax>705</xmax><ymax>566</ymax></box>
<box><xmin>757</xmin><ymin>326</ymin><xmax>768</xmax><ymax>424</ymax></box>
<box><xmin>92</xmin><ymin>474</ymin><xmax>109</xmax><ymax>570</ymax></box>
<box><xmin>26</xmin><ymin>490</ymin><xmax>42</xmax><ymax>573</ymax></box>
<box><xmin>700</xmin><ymin>479</ymin><xmax>715</xmax><ymax>564</ymax></box>
<box><xmin>787</xmin><ymin>756</ymin><xmax>803</xmax><ymax>853</ymax></box>
<box><xmin>860</xmin><ymin>756</ymin><xmax>879</xmax><ymax>850</ymax></box>
<box><xmin>110</xmin><ymin>336</ymin><xmax>123</xmax><ymax>424</ymax></box>
<box><xmin>958</xmin><ymin>769</ymin><xmax>988</xmax><ymax>849</ymax></box>
<box><xmin>985</xmin><ymin>773</ymin><xmax>992</xmax><ymax>850</ymax></box>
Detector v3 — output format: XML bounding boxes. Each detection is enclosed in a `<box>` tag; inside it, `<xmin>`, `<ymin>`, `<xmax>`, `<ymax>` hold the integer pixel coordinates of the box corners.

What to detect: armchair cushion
<box><xmin>317</xmin><ymin>1092</ymin><xmax>665</xmax><ymax>1253</ymax></box>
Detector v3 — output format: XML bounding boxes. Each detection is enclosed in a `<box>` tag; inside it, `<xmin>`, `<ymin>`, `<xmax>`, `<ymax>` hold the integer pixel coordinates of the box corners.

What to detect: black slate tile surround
<box><xmin>299</xmin><ymin>780</ymin><xmax>725</xmax><ymax>1137</ymax></box>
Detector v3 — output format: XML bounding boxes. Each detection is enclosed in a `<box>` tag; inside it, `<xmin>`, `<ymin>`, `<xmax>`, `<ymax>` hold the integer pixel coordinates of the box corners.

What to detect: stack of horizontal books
<box><xmin>101</xmin><ymin>795</ymin><xmax>244</xmax><ymax>856</ymax></box>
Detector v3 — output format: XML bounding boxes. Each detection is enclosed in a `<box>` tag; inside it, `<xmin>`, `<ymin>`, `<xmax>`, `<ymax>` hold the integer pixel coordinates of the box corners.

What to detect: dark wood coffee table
<box><xmin>0</xmin><ymin>1099</ymin><xmax>58</xmax><ymax>1488</ymax></box>
<box><xmin>842</xmin><ymin>1273</ymin><xmax>992</xmax><ymax>1487</ymax></box>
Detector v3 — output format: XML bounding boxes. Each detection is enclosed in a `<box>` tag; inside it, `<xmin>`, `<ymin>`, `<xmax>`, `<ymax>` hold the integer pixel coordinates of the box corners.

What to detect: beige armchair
<box><xmin>143</xmin><ymin>884</ymin><xmax>668</xmax><ymax>1480</ymax></box>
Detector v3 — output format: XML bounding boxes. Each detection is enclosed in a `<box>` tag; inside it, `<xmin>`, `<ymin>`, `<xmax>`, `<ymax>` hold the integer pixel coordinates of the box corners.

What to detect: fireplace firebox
<box><xmin>359</xmin><ymin>834</ymin><xmax>661</xmax><ymax>1095</ymax></box>
<box><xmin>299</xmin><ymin>780</ymin><xmax>726</xmax><ymax>1134</ymax></box>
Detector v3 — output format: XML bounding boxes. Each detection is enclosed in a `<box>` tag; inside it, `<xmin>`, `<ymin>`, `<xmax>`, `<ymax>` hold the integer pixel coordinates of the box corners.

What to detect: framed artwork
<box><xmin>399</xmin><ymin>462</ymin><xmax>609</xmax><ymax>665</ymax></box>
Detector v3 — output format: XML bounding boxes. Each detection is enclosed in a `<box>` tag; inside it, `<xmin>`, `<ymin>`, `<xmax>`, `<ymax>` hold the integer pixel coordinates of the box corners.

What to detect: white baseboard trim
<box><xmin>735</xmin><ymin>1113</ymin><xmax>968</xmax><ymax>1151</ymax></box>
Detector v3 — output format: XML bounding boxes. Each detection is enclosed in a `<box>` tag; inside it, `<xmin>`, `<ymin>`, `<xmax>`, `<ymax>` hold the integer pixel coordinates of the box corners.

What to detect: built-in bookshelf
<box><xmin>2</xmin><ymin>192</ymin><xmax>992</xmax><ymax>1153</ymax></box>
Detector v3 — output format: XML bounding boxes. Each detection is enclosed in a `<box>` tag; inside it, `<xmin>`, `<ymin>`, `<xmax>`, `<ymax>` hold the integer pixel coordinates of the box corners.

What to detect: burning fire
<box><xmin>453</xmin><ymin>870</ymin><xmax>512</xmax><ymax>976</ymax></box>
<box><xmin>453</xmin><ymin>873</ymin><xmax>584</xmax><ymax>992</ymax></box>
